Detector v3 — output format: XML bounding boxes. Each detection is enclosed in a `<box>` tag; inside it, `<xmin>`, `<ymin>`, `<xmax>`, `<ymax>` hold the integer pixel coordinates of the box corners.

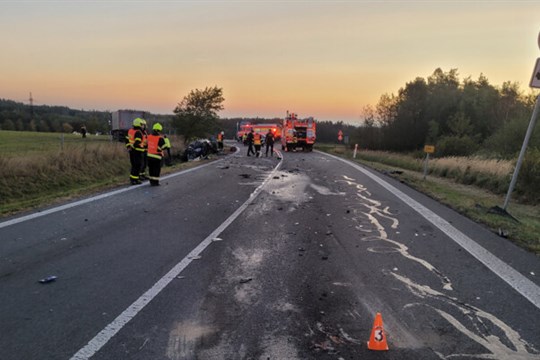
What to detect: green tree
<box><xmin>2</xmin><ymin>119</ymin><xmax>15</xmax><ymax>130</ymax></box>
<box><xmin>172</xmin><ymin>86</ymin><xmax>225</xmax><ymax>143</ymax></box>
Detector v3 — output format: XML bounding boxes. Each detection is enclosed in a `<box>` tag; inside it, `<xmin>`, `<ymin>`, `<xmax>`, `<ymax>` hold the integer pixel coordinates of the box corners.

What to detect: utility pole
<box><xmin>29</xmin><ymin>92</ymin><xmax>34</xmax><ymax>119</ymax></box>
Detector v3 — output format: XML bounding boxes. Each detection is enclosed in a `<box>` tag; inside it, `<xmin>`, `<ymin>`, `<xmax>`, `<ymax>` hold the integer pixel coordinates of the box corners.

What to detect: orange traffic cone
<box><xmin>367</xmin><ymin>312</ymin><xmax>389</xmax><ymax>351</ymax></box>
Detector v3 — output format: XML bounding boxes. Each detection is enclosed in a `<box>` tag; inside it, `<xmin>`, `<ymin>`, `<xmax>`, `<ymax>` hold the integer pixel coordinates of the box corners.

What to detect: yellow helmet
<box><xmin>133</xmin><ymin>118</ymin><xmax>143</xmax><ymax>127</ymax></box>
<box><xmin>153</xmin><ymin>123</ymin><xmax>163</xmax><ymax>131</ymax></box>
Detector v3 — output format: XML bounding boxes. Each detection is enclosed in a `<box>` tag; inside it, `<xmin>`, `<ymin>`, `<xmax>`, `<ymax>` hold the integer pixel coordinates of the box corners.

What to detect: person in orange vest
<box><xmin>253</xmin><ymin>131</ymin><xmax>262</xmax><ymax>157</ymax></box>
<box><xmin>217</xmin><ymin>131</ymin><xmax>224</xmax><ymax>151</ymax></box>
<box><xmin>125</xmin><ymin>118</ymin><xmax>145</xmax><ymax>185</ymax></box>
<box><xmin>146</xmin><ymin>123</ymin><xmax>167</xmax><ymax>186</ymax></box>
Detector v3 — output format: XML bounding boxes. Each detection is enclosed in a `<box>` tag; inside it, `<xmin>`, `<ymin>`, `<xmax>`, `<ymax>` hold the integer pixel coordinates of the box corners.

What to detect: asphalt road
<box><xmin>1</xmin><ymin>143</ymin><xmax>539</xmax><ymax>360</ymax></box>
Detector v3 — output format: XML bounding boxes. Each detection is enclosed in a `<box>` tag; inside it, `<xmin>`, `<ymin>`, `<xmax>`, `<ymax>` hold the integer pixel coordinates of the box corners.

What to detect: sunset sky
<box><xmin>1</xmin><ymin>1</ymin><xmax>539</xmax><ymax>123</ymax></box>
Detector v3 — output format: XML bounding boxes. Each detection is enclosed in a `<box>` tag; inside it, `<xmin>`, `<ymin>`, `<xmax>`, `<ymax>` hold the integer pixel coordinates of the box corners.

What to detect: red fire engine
<box><xmin>281</xmin><ymin>112</ymin><xmax>316</xmax><ymax>152</ymax></box>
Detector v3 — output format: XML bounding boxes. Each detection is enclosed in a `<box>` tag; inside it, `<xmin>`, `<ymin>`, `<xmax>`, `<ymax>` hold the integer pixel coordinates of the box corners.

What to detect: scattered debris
<box><xmin>239</xmin><ymin>174</ymin><xmax>251</xmax><ymax>179</ymax></box>
<box><xmin>212</xmin><ymin>237</ymin><xmax>223</xmax><ymax>242</ymax></box>
<box><xmin>329</xmin><ymin>335</ymin><xmax>344</xmax><ymax>344</ymax></box>
<box><xmin>189</xmin><ymin>256</ymin><xmax>202</xmax><ymax>260</ymax></box>
<box><xmin>273</xmin><ymin>176</ymin><xmax>280</xmax><ymax>179</ymax></box>
<box><xmin>239</xmin><ymin>278</ymin><xmax>253</xmax><ymax>284</ymax></box>
<box><xmin>531</xmin><ymin>272</ymin><xmax>535</xmax><ymax>276</ymax></box>
<box><xmin>218</xmin><ymin>166</ymin><xmax>230</xmax><ymax>169</ymax></box>
<box><xmin>39</xmin><ymin>275</ymin><xmax>57</xmax><ymax>284</ymax></box>
<box><xmin>298</xmin><ymin>247</ymin><xmax>305</xmax><ymax>252</ymax></box>
<box><xmin>177</xmin><ymin>276</ymin><xmax>185</xmax><ymax>279</ymax></box>
<box><xmin>498</xmin><ymin>228</ymin><xmax>508</xmax><ymax>238</ymax></box>
<box><xmin>321</xmin><ymin>256</ymin><xmax>329</xmax><ymax>260</ymax></box>
<box><xmin>326</xmin><ymin>231</ymin><xmax>332</xmax><ymax>235</ymax></box>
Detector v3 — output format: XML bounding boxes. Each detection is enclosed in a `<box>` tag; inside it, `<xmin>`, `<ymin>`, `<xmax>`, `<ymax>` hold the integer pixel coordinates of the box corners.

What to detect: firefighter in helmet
<box><xmin>147</xmin><ymin>123</ymin><xmax>167</xmax><ymax>186</ymax></box>
<box><xmin>126</xmin><ymin>118</ymin><xmax>145</xmax><ymax>185</ymax></box>
<box><xmin>139</xmin><ymin>119</ymin><xmax>148</xmax><ymax>180</ymax></box>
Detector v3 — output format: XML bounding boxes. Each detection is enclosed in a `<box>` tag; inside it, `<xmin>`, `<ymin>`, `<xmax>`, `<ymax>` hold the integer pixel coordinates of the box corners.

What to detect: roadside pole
<box><xmin>502</xmin><ymin>93</ymin><xmax>540</xmax><ymax>210</ymax></box>
<box><xmin>502</xmin><ymin>44</ymin><xmax>540</xmax><ymax>211</ymax></box>
<box><xmin>423</xmin><ymin>145</ymin><xmax>435</xmax><ymax>180</ymax></box>
<box><xmin>353</xmin><ymin>144</ymin><xmax>358</xmax><ymax>158</ymax></box>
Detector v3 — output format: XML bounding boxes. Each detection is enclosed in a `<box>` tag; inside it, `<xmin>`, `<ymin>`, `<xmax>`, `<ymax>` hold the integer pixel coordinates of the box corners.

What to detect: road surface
<box><xmin>1</xmin><ymin>144</ymin><xmax>539</xmax><ymax>359</ymax></box>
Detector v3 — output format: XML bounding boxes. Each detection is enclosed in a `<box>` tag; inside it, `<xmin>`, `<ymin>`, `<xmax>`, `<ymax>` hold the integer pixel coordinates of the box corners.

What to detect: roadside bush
<box><xmin>516</xmin><ymin>147</ymin><xmax>540</xmax><ymax>202</ymax></box>
<box><xmin>436</xmin><ymin>135</ymin><xmax>479</xmax><ymax>157</ymax></box>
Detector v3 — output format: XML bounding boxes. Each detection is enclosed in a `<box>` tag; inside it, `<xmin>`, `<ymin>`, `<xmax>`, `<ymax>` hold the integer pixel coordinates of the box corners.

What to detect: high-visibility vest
<box><xmin>147</xmin><ymin>134</ymin><xmax>164</xmax><ymax>159</ymax></box>
<box><xmin>253</xmin><ymin>133</ymin><xmax>262</xmax><ymax>145</ymax></box>
<box><xmin>217</xmin><ymin>133</ymin><xmax>223</xmax><ymax>142</ymax></box>
<box><xmin>126</xmin><ymin>128</ymin><xmax>144</xmax><ymax>151</ymax></box>
<box><xmin>163</xmin><ymin>136</ymin><xmax>171</xmax><ymax>149</ymax></box>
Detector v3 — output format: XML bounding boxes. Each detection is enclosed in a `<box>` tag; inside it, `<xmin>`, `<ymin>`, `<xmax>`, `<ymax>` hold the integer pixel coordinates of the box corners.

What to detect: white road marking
<box><xmin>321</xmin><ymin>151</ymin><xmax>540</xmax><ymax>309</ymax></box>
<box><xmin>70</xmin><ymin>157</ymin><xmax>282</xmax><ymax>360</ymax></box>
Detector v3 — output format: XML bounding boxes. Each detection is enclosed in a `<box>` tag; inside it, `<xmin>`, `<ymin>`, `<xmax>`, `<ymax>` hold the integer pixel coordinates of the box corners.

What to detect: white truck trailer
<box><xmin>111</xmin><ymin>110</ymin><xmax>147</xmax><ymax>141</ymax></box>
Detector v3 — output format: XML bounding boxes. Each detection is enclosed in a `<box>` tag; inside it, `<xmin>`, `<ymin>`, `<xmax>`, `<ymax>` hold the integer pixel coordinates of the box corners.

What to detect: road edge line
<box><xmin>320</xmin><ymin>151</ymin><xmax>540</xmax><ymax>310</ymax></box>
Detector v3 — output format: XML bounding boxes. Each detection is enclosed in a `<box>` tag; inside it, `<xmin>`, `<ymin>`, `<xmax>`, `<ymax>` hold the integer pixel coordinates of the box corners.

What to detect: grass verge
<box><xmin>0</xmin><ymin>131</ymin><xmax>202</xmax><ymax>217</ymax></box>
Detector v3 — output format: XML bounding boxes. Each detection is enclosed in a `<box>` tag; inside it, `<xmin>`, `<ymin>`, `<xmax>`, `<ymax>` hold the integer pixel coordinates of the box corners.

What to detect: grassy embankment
<box><xmin>317</xmin><ymin>144</ymin><xmax>540</xmax><ymax>255</ymax></box>
<box><xmin>0</xmin><ymin>131</ymin><xmax>193</xmax><ymax>216</ymax></box>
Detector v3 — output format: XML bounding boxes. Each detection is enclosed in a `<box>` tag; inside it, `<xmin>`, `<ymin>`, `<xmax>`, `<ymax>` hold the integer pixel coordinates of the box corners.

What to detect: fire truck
<box><xmin>281</xmin><ymin>112</ymin><xmax>316</xmax><ymax>151</ymax></box>
<box><xmin>236</xmin><ymin>121</ymin><xmax>282</xmax><ymax>144</ymax></box>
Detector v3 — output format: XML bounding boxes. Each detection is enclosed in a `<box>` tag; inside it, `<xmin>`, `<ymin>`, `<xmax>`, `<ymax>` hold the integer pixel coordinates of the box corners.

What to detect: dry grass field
<box><xmin>0</xmin><ymin>131</ymin><xmax>185</xmax><ymax>215</ymax></box>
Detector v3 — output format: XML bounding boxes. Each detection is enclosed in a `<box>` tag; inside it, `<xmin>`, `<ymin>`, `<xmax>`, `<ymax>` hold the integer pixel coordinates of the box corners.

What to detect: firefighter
<box><xmin>139</xmin><ymin>119</ymin><xmax>148</xmax><ymax>180</ymax></box>
<box><xmin>126</xmin><ymin>118</ymin><xmax>145</xmax><ymax>185</ymax></box>
<box><xmin>253</xmin><ymin>131</ymin><xmax>262</xmax><ymax>157</ymax></box>
<box><xmin>163</xmin><ymin>134</ymin><xmax>172</xmax><ymax>166</ymax></box>
<box><xmin>246</xmin><ymin>129</ymin><xmax>255</xmax><ymax>156</ymax></box>
<box><xmin>147</xmin><ymin>123</ymin><xmax>167</xmax><ymax>186</ymax></box>
<box><xmin>265</xmin><ymin>129</ymin><xmax>274</xmax><ymax>157</ymax></box>
<box><xmin>217</xmin><ymin>131</ymin><xmax>224</xmax><ymax>151</ymax></box>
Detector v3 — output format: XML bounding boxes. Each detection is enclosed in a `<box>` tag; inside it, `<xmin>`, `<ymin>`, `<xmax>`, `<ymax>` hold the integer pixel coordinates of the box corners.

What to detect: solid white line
<box><xmin>70</xmin><ymin>156</ymin><xmax>282</xmax><ymax>360</ymax></box>
<box><xmin>320</xmin><ymin>151</ymin><xmax>540</xmax><ymax>310</ymax></box>
<box><xmin>0</xmin><ymin>158</ymin><xmax>224</xmax><ymax>230</ymax></box>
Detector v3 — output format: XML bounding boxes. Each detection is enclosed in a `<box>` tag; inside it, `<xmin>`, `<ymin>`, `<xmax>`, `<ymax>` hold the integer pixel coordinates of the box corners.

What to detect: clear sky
<box><xmin>1</xmin><ymin>0</ymin><xmax>539</xmax><ymax>123</ymax></box>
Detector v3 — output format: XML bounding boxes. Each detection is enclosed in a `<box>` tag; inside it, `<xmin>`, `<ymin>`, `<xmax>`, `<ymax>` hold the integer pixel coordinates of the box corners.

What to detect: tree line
<box><xmin>353</xmin><ymin>68</ymin><xmax>540</xmax><ymax>159</ymax></box>
<box><xmin>2</xmin><ymin>68</ymin><xmax>539</xmax><ymax>158</ymax></box>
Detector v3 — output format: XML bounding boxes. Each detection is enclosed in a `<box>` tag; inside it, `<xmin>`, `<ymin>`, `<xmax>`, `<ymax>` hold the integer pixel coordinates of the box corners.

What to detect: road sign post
<box><xmin>423</xmin><ymin>145</ymin><xmax>435</xmax><ymax>180</ymax></box>
<box><xmin>502</xmin><ymin>94</ymin><xmax>540</xmax><ymax>210</ymax></box>
<box><xmin>501</xmin><ymin>55</ymin><xmax>540</xmax><ymax>211</ymax></box>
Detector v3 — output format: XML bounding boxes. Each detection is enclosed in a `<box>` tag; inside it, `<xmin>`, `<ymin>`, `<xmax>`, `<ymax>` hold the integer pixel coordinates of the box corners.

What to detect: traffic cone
<box><xmin>367</xmin><ymin>312</ymin><xmax>389</xmax><ymax>351</ymax></box>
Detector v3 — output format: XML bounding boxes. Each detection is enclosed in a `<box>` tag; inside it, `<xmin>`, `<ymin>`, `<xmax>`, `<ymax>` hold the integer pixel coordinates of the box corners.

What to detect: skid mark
<box><xmin>343</xmin><ymin>175</ymin><xmax>453</xmax><ymax>290</ymax></box>
<box><xmin>394</xmin><ymin>272</ymin><xmax>539</xmax><ymax>359</ymax></box>
<box><xmin>340</xmin><ymin>175</ymin><xmax>538</xmax><ymax>358</ymax></box>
